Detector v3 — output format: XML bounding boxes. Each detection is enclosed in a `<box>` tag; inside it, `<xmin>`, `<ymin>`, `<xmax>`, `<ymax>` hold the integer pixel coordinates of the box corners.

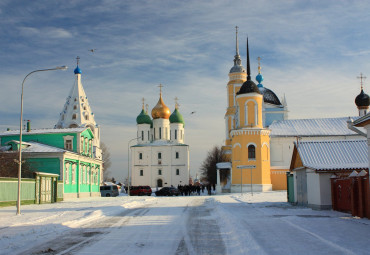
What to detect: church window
<box><xmin>74</xmin><ymin>98</ymin><xmax>77</xmax><ymax>102</ymax></box>
<box><xmin>85</xmin><ymin>138</ymin><xmax>88</xmax><ymax>154</ymax></box>
<box><xmin>175</xmin><ymin>130</ymin><xmax>177</xmax><ymax>139</ymax></box>
<box><xmin>139</xmin><ymin>153</ymin><xmax>143</xmax><ymax>160</ymax></box>
<box><xmin>154</xmin><ymin>128</ymin><xmax>156</xmax><ymax>139</ymax></box>
<box><xmin>72</xmin><ymin>164</ymin><xmax>76</xmax><ymax>184</ymax></box>
<box><xmin>158</xmin><ymin>169</ymin><xmax>162</xmax><ymax>175</ymax></box>
<box><xmin>148</xmin><ymin>131</ymin><xmax>150</xmax><ymax>141</ymax></box>
<box><xmin>248</xmin><ymin>145</ymin><xmax>256</xmax><ymax>160</ymax></box>
<box><xmin>83</xmin><ymin>106</ymin><xmax>87</xmax><ymax>110</ymax></box>
<box><xmin>72</xmin><ymin>114</ymin><xmax>77</xmax><ymax>120</ymax></box>
<box><xmin>65</xmin><ymin>140</ymin><xmax>72</xmax><ymax>150</ymax></box>
<box><xmin>65</xmin><ymin>163</ymin><xmax>70</xmax><ymax>184</ymax></box>
<box><xmin>87</xmin><ymin>167</ymin><xmax>90</xmax><ymax>184</ymax></box>
<box><xmin>176</xmin><ymin>169</ymin><xmax>180</xmax><ymax>175</ymax></box>
<box><xmin>74</xmin><ymin>105</ymin><xmax>77</xmax><ymax>110</ymax></box>
<box><xmin>176</xmin><ymin>152</ymin><xmax>179</xmax><ymax>159</ymax></box>
<box><xmin>85</xmin><ymin>115</ymin><xmax>89</xmax><ymax>120</ymax></box>
<box><xmin>158</xmin><ymin>152</ymin><xmax>162</xmax><ymax>159</ymax></box>
<box><xmin>244</xmin><ymin>103</ymin><xmax>248</xmax><ymax>126</ymax></box>
<box><xmin>255</xmin><ymin>104</ymin><xmax>258</xmax><ymax>126</ymax></box>
<box><xmin>141</xmin><ymin>131</ymin><xmax>144</xmax><ymax>141</ymax></box>
<box><xmin>159</xmin><ymin>127</ymin><xmax>162</xmax><ymax>139</ymax></box>
<box><xmin>140</xmin><ymin>169</ymin><xmax>144</xmax><ymax>176</ymax></box>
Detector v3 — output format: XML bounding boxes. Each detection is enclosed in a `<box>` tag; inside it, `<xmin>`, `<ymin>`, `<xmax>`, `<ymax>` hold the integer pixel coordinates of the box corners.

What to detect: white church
<box><xmin>130</xmin><ymin>86</ymin><xmax>190</xmax><ymax>187</ymax></box>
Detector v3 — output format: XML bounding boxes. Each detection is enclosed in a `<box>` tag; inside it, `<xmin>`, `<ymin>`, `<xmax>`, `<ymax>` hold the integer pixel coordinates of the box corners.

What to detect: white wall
<box><xmin>131</xmin><ymin>144</ymin><xmax>189</xmax><ymax>187</ymax></box>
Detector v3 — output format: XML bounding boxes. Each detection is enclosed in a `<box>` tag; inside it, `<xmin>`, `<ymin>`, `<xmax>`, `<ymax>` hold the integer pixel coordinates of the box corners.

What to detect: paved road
<box><xmin>19</xmin><ymin>195</ymin><xmax>370</xmax><ymax>255</ymax></box>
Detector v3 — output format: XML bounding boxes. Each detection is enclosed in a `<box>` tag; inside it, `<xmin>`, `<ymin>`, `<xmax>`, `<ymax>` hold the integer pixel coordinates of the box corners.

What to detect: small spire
<box><xmin>174</xmin><ymin>97</ymin><xmax>179</xmax><ymax>109</ymax></box>
<box><xmin>235</xmin><ymin>26</ymin><xmax>239</xmax><ymax>56</ymax></box>
<box><xmin>142</xmin><ymin>98</ymin><xmax>145</xmax><ymax>110</ymax></box>
<box><xmin>357</xmin><ymin>73</ymin><xmax>366</xmax><ymax>90</ymax></box>
<box><xmin>257</xmin><ymin>56</ymin><xmax>261</xmax><ymax>74</ymax></box>
<box><xmin>246</xmin><ymin>37</ymin><xmax>251</xmax><ymax>81</ymax></box>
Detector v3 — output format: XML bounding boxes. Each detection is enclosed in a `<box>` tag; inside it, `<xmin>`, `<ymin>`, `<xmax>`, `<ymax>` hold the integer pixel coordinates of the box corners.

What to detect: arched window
<box><xmin>248</xmin><ymin>145</ymin><xmax>256</xmax><ymax>160</ymax></box>
<box><xmin>73</xmin><ymin>105</ymin><xmax>77</xmax><ymax>110</ymax></box>
<box><xmin>72</xmin><ymin>114</ymin><xmax>77</xmax><ymax>120</ymax></box>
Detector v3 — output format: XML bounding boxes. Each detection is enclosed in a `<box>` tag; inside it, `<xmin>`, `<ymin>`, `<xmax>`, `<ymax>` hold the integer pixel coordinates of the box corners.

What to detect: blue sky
<box><xmin>1</xmin><ymin>0</ymin><xmax>370</xmax><ymax>181</ymax></box>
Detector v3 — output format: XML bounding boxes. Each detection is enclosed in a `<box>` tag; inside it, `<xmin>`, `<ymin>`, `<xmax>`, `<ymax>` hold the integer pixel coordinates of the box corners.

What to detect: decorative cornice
<box><xmin>230</xmin><ymin>128</ymin><xmax>270</xmax><ymax>137</ymax></box>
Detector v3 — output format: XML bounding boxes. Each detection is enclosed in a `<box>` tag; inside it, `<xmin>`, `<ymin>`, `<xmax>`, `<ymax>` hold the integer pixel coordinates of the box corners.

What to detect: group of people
<box><xmin>176</xmin><ymin>184</ymin><xmax>216</xmax><ymax>196</ymax></box>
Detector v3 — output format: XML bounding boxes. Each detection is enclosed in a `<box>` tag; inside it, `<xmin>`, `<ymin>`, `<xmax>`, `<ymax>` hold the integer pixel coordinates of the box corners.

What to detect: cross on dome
<box><xmin>357</xmin><ymin>73</ymin><xmax>367</xmax><ymax>90</ymax></box>
<box><xmin>158</xmin><ymin>84</ymin><xmax>163</xmax><ymax>95</ymax></box>
<box><xmin>174</xmin><ymin>97</ymin><xmax>180</xmax><ymax>109</ymax></box>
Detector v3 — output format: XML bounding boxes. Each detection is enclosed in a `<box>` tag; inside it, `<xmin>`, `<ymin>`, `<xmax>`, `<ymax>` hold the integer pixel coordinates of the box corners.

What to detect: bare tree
<box><xmin>200</xmin><ymin>146</ymin><xmax>228</xmax><ymax>185</ymax></box>
<box><xmin>100</xmin><ymin>142</ymin><xmax>111</xmax><ymax>181</ymax></box>
<box><xmin>0</xmin><ymin>152</ymin><xmax>33</xmax><ymax>178</ymax></box>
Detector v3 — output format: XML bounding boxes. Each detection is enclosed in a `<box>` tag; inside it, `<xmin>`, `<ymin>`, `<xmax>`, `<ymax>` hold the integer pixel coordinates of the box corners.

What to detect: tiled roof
<box><xmin>0</xmin><ymin>128</ymin><xmax>86</xmax><ymax>136</ymax></box>
<box><xmin>295</xmin><ymin>140</ymin><xmax>368</xmax><ymax>171</ymax></box>
<box><xmin>270</xmin><ymin>117</ymin><xmax>362</xmax><ymax>137</ymax></box>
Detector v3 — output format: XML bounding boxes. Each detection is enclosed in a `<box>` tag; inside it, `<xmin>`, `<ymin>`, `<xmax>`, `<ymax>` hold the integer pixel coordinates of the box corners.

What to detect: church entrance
<box><xmin>157</xmin><ymin>179</ymin><xmax>163</xmax><ymax>187</ymax></box>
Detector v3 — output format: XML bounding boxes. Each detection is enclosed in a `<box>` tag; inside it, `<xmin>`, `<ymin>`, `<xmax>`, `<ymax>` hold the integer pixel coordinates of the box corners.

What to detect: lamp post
<box><xmin>16</xmin><ymin>66</ymin><xmax>68</xmax><ymax>215</ymax></box>
<box><xmin>127</xmin><ymin>136</ymin><xmax>141</xmax><ymax>196</ymax></box>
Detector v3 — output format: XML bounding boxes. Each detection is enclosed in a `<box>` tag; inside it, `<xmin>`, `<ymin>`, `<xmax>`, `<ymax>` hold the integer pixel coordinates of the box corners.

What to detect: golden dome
<box><xmin>151</xmin><ymin>94</ymin><xmax>171</xmax><ymax>119</ymax></box>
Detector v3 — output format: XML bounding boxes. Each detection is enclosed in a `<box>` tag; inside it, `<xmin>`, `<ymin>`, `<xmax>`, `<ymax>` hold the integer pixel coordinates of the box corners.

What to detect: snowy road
<box><xmin>1</xmin><ymin>192</ymin><xmax>370</xmax><ymax>255</ymax></box>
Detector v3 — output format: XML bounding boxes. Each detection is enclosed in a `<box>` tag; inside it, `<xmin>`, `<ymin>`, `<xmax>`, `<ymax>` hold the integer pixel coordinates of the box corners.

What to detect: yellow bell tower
<box><xmin>223</xmin><ymin>26</ymin><xmax>247</xmax><ymax>159</ymax></box>
<box><xmin>229</xmin><ymin>38</ymin><xmax>272</xmax><ymax>192</ymax></box>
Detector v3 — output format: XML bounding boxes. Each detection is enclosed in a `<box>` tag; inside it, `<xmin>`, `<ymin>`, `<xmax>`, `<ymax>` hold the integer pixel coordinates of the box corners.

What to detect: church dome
<box><xmin>355</xmin><ymin>89</ymin><xmax>370</xmax><ymax>108</ymax></box>
<box><xmin>74</xmin><ymin>65</ymin><xmax>82</xmax><ymax>74</ymax></box>
<box><xmin>151</xmin><ymin>94</ymin><xmax>171</xmax><ymax>119</ymax></box>
<box><xmin>136</xmin><ymin>109</ymin><xmax>152</xmax><ymax>125</ymax></box>
<box><xmin>259</xmin><ymin>87</ymin><xmax>282</xmax><ymax>105</ymax></box>
<box><xmin>256</xmin><ymin>73</ymin><xmax>263</xmax><ymax>84</ymax></box>
<box><xmin>230</xmin><ymin>64</ymin><xmax>246</xmax><ymax>74</ymax></box>
<box><xmin>237</xmin><ymin>80</ymin><xmax>261</xmax><ymax>95</ymax></box>
<box><xmin>170</xmin><ymin>108</ymin><xmax>185</xmax><ymax>126</ymax></box>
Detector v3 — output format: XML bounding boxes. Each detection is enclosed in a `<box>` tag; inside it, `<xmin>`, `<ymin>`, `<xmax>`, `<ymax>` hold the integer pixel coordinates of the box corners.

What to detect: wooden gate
<box><xmin>296</xmin><ymin>170</ymin><xmax>307</xmax><ymax>206</ymax></box>
<box><xmin>331</xmin><ymin>178</ymin><xmax>352</xmax><ymax>213</ymax></box>
<box><xmin>35</xmin><ymin>172</ymin><xmax>59</xmax><ymax>204</ymax></box>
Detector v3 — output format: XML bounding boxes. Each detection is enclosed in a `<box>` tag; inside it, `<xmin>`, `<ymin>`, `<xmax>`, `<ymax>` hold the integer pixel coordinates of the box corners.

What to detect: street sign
<box><xmin>237</xmin><ymin>165</ymin><xmax>256</xmax><ymax>169</ymax></box>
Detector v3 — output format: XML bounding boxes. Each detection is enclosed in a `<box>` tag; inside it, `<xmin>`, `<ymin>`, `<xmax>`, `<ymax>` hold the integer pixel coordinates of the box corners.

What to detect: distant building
<box><xmin>130</xmin><ymin>87</ymin><xmax>189</xmax><ymax>187</ymax></box>
<box><xmin>218</xmin><ymin>28</ymin><xmax>366</xmax><ymax>193</ymax></box>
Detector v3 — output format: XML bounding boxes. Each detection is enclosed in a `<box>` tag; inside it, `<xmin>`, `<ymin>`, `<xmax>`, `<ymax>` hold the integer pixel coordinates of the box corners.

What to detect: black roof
<box><xmin>355</xmin><ymin>89</ymin><xmax>370</xmax><ymax>107</ymax></box>
<box><xmin>259</xmin><ymin>87</ymin><xmax>282</xmax><ymax>105</ymax></box>
<box><xmin>236</xmin><ymin>80</ymin><xmax>261</xmax><ymax>95</ymax></box>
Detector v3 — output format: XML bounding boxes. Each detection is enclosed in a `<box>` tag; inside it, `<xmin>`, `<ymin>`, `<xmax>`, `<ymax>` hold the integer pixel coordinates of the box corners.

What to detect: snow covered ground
<box><xmin>1</xmin><ymin>191</ymin><xmax>370</xmax><ymax>255</ymax></box>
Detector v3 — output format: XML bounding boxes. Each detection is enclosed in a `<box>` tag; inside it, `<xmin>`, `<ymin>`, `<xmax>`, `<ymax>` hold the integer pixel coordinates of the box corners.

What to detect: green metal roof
<box><xmin>169</xmin><ymin>108</ymin><xmax>184</xmax><ymax>126</ymax></box>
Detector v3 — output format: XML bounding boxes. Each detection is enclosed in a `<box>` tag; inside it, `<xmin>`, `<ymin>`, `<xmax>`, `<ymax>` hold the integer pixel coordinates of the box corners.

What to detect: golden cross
<box><xmin>257</xmin><ymin>56</ymin><xmax>261</xmax><ymax>74</ymax></box>
<box><xmin>158</xmin><ymin>84</ymin><xmax>163</xmax><ymax>95</ymax></box>
<box><xmin>357</xmin><ymin>73</ymin><xmax>366</xmax><ymax>90</ymax></box>
<box><xmin>142</xmin><ymin>98</ymin><xmax>145</xmax><ymax>109</ymax></box>
<box><xmin>174</xmin><ymin>97</ymin><xmax>179</xmax><ymax>109</ymax></box>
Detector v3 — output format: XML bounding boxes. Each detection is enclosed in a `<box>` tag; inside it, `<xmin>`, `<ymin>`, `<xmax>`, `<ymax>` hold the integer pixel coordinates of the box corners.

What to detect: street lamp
<box><xmin>127</xmin><ymin>136</ymin><xmax>141</xmax><ymax>196</ymax></box>
<box><xmin>17</xmin><ymin>66</ymin><xmax>68</xmax><ymax>215</ymax></box>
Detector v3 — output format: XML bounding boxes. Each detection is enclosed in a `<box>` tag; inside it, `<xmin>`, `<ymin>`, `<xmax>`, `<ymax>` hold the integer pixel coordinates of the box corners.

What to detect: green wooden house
<box><xmin>0</xmin><ymin>127</ymin><xmax>102</xmax><ymax>199</ymax></box>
